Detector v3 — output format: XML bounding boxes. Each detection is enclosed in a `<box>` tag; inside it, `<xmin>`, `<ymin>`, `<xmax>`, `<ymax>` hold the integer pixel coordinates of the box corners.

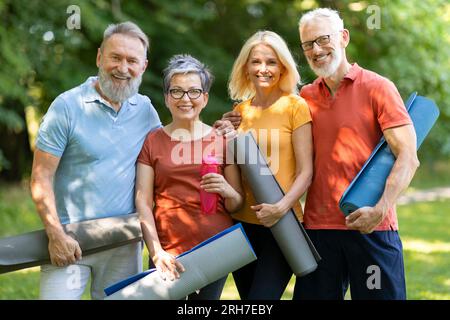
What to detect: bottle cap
<box><xmin>203</xmin><ymin>154</ymin><xmax>219</xmax><ymax>165</ymax></box>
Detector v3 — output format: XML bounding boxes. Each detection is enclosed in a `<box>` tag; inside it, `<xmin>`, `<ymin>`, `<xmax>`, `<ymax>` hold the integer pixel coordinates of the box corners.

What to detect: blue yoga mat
<box><xmin>104</xmin><ymin>223</ymin><xmax>256</xmax><ymax>298</ymax></box>
<box><xmin>339</xmin><ymin>92</ymin><xmax>440</xmax><ymax>215</ymax></box>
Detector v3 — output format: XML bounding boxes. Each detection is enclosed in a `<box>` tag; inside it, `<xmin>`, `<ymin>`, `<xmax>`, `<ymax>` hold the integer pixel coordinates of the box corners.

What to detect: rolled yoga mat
<box><xmin>339</xmin><ymin>92</ymin><xmax>440</xmax><ymax>215</ymax></box>
<box><xmin>0</xmin><ymin>213</ymin><xmax>142</xmax><ymax>273</ymax></box>
<box><xmin>104</xmin><ymin>223</ymin><xmax>256</xmax><ymax>300</ymax></box>
<box><xmin>233</xmin><ymin>132</ymin><xmax>320</xmax><ymax>277</ymax></box>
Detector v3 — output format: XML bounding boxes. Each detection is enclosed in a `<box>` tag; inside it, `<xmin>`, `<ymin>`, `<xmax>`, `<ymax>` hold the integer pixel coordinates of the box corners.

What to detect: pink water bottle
<box><xmin>200</xmin><ymin>155</ymin><xmax>219</xmax><ymax>215</ymax></box>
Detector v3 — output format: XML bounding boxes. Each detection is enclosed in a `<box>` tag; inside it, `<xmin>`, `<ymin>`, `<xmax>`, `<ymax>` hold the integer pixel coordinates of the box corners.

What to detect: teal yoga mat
<box><xmin>104</xmin><ymin>223</ymin><xmax>256</xmax><ymax>300</ymax></box>
<box><xmin>339</xmin><ymin>93</ymin><xmax>440</xmax><ymax>215</ymax></box>
<box><xmin>233</xmin><ymin>132</ymin><xmax>320</xmax><ymax>276</ymax></box>
<box><xmin>0</xmin><ymin>213</ymin><xmax>142</xmax><ymax>273</ymax></box>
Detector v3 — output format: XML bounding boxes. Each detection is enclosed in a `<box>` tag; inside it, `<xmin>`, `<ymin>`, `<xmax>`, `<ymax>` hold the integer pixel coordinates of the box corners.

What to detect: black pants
<box><xmin>293</xmin><ymin>229</ymin><xmax>406</xmax><ymax>300</ymax></box>
<box><xmin>187</xmin><ymin>276</ymin><xmax>228</xmax><ymax>300</ymax></box>
<box><xmin>232</xmin><ymin>221</ymin><xmax>292</xmax><ymax>300</ymax></box>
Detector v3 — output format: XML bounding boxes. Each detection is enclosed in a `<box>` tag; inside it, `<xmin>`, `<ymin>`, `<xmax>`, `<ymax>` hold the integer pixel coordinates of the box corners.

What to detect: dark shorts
<box><xmin>294</xmin><ymin>229</ymin><xmax>406</xmax><ymax>300</ymax></box>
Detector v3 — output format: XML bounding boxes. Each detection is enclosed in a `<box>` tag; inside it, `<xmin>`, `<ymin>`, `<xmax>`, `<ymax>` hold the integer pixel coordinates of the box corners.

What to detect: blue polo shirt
<box><xmin>36</xmin><ymin>76</ymin><xmax>162</xmax><ymax>224</ymax></box>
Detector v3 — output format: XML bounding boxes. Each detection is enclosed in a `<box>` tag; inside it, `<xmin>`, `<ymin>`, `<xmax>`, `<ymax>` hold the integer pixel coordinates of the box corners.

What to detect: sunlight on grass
<box><xmin>10</xmin><ymin>267</ymin><xmax>40</xmax><ymax>274</ymax></box>
<box><xmin>402</xmin><ymin>239</ymin><xmax>450</xmax><ymax>253</ymax></box>
<box><xmin>398</xmin><ymin>200</ymin><xmax>450</xmax><ymax>300</ymax></box>
<box><xmin>220</xmin><ymin>274</ymin><xmax>295</xmax><ymax>300</ymax></box>
<box><xmin>1</xmin><ymin>184</ymin><xmax>449</xmax><ymax>300</ymax></box>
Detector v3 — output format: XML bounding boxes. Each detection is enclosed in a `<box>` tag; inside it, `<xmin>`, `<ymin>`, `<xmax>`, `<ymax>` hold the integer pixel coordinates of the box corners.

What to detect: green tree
<box><xmin>0</xmin><ymin>0</ymin><xmax>449</xmax><ymax>181</ymax></box>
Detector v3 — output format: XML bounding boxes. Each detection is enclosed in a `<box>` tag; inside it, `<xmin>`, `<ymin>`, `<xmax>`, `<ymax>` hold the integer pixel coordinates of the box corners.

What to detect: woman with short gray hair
<box><xmin>135</xmin><ymin>54</ymin><xmax>244</xmax><ymax>300</ymax></box>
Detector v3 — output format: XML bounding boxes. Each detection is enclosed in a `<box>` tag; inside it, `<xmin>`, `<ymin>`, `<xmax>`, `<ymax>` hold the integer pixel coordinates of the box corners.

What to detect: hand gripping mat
<box><xmin>104</xmin><ymin>223</ymin><xmax>256</xmax><ymax>300</ymax></box>
<box><xmin>0</xmin><ymin>213</ymin><xmax>142</xmax><ymax>273</ymax></box>
<box><xmin>232</xmin><ymin>132</ymin><xmax>320</xmax><ymax>277</ymax></box>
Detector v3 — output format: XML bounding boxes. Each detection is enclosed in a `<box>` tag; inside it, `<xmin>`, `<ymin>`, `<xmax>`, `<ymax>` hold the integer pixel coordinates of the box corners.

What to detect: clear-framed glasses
<box><xmin>301</xmin><ymin>31</ymin><xmax>342</xmax><ymax>51</ymax></box>
<box><xmin>168</xmin><ymin>88</ymin><xmax>203</xmax><ymax>100</ymax></box>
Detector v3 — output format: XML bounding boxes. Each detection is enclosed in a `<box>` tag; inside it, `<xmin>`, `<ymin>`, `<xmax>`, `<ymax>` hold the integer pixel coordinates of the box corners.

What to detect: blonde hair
<box><xmin>228</xmin><ymin>30</ymin><xmax>300</xmax><ymax>101</ymax></box>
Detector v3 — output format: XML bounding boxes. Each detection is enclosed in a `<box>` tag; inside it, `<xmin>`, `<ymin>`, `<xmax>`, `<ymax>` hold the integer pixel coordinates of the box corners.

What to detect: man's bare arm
<box><xmin>346</xmin><ymin>124</ymin><xmax>420</xmax><ymax>233</ymax></box>
<box><xmin>30</xmin><ymin>149</ymin><xmax>82</xmax><ymax>266</ymax></box>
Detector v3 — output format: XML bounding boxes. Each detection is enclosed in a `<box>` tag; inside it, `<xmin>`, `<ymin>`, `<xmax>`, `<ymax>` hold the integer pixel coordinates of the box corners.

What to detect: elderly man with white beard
<box><xmin>221</xmin><ymin>8</ymin><xmax>420</xmax><ymax>300</ymax></box>
<box><xmin>30</xmin><ymin>22</ymin><xmax>159</xmax><ymax>300</ymax></box>
<box><xmin>30</xmin><ymin>22</ymin><xmax>234</xmax><ymax>300</ymax></box>
<box><xmin>293</xmin><ymin>8</ymin><xmax>419</xmax><ymax>300</ymax></box>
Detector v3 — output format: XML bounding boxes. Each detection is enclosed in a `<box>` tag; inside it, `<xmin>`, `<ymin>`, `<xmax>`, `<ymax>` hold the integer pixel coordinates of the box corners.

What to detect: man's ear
<box><xmin>96</xmin><ymin>48</ymin><xmax>102</xmax><ymax>68</ymax></box>
<box><xmin>341</xmin><ymin>29</ymin><xmax>350</xmax><ymax>48</ymax></box>
<box><xmin>142</xmin><ymin>59</ymin><xmax>148</xmax><ymax>73</ymax></box>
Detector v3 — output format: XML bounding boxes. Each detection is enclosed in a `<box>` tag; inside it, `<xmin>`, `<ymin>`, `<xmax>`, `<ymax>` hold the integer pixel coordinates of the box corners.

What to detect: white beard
<box><xmin>308</xmin><ymin>48</ymin><xmax>342</xmax><ymax>78</ymax></box>
<box><xmin>98</xmin><ymin>68</ymin><xmax>142</xmax><ymax>103</ymax></box>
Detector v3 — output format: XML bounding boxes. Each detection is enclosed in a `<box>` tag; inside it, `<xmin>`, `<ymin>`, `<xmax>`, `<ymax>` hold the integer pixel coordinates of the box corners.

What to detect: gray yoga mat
<box><xmin>0</xmin><ymin>213</ymin><xmax>142</xmax><ymax>273</ymax></box>
<box><xmin>232</xmin><ymin>132</ymin><xmax>320</xmax><ymax>277</ymax></box>
<box><xmin>104</xmin><ymin>223</ymin><xmax>256</xmax><ymax>300</ymax></box>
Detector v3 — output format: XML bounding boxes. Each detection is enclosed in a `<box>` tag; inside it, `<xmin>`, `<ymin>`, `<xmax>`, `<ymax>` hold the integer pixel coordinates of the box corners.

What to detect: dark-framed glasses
<box><xmin>301</xmin><ymin>31</ymin><xmax>342</xmax><ymax>51</ymax></box>
<box><xmin>169</xmin><ymin>88</ymin><xmax>203</xmax><ymax>100</ymax></box>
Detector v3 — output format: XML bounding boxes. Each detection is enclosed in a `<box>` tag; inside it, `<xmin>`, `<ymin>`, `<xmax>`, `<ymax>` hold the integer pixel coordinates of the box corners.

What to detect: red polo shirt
<box><xmin>300</xmin><ymin>63</ymin><xmax>412</xmax><ymax>230</ymax></box>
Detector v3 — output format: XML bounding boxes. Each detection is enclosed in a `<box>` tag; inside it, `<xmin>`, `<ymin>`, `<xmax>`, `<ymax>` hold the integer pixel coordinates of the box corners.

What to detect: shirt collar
<box><xmin>83</xmin><ymin>77</ymin><xmax>101</xmax><ymax>103</ymax></box>
<box><xmin>313</xmin><ymin>62</ymin><xmax>361</xmax><ymax>90</ymax></box>
<box><xmin>344</xmin><ymin>62</ymin><xmax>360</xmax><ymax>81</ymax></box>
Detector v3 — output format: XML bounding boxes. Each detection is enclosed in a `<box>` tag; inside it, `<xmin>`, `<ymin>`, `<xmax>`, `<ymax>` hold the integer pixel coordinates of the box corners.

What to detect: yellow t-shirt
<box><xmin>232</xmin><ymin>93</ymin><xmax>312</xmax><ymax>224</ymax></box>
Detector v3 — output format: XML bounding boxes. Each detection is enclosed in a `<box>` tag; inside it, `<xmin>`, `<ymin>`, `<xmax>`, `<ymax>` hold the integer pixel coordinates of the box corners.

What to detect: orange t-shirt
<box><xmin>231</xmin><ymin>93</ymin><xmax>312</xmax><ymax>224</ymax></box>
<box><xmin>137</xmin><ymin>128</ymin><xmax>233</xmax><ymax>255</ymax></box>
<box><xmin>300</xmin><ymin>63</ymin><xmax>412</xmax><ymax>231</ymax></box>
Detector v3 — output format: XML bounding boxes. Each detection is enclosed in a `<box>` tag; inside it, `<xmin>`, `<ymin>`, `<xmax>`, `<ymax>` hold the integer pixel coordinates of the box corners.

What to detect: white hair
<box><xmin>101</xmin><ymin>21</ymin><xmax>149</xmax><ymax>56</ymax></box>
<box><xmin>299</xmin><ymin>8</ymin><xmax>344</xmax><ymax>33</ymax></box>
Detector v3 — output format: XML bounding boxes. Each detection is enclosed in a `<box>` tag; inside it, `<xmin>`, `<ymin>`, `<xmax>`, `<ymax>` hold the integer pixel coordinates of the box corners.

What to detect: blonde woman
<box><xmin>226</xmin><ymin>31</ymin><xmax>313</xmax><ymax>299</ymax></box>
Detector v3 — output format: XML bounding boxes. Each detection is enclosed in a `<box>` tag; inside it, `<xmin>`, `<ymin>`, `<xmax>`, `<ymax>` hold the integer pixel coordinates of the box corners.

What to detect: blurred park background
<box><xmin>0</xmin><ymin>0</ymin><xmax>449</xmax><ymax>299</ymax></box>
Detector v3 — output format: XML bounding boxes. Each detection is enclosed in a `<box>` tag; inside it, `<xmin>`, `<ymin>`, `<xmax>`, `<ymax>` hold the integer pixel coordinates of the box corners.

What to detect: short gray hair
<box><xmin>299</xmin><ymin>8</ymin><xmax>344</xmax><ymax>33</ymax></box>
<box><xmin>101</xmin><ymin>21</ymin><xmax>149</xmax><ymax>56</ymax></box>
<box><xmin>163</xmin><ymin>54</ymin><xmax>214</xmax><ymax>93</ymax></box>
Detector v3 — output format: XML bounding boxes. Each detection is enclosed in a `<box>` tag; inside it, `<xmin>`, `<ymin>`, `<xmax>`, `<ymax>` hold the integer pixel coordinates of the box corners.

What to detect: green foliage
<box><xmin>0</xmin><ymin>183</ymin><xmax>40</xmax><ymax>235</ymax></box>
<box><xmin>410</xmin><ymin>160</ymin><xmax>450</xmax><ymax>189</ymax></box>
<box><xmin>0</xmin><ymin>0</ymin><xmax>449</xmax><ymax>177</ymax></box>
<box><xmin>339</xmin><ymin>0</ymin><xmax>450</xmax><ymax>161</ymax></box>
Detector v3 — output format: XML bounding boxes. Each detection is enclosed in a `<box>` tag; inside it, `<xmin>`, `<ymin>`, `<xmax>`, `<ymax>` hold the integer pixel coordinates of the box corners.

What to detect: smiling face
<box><xmin>165</xmin><ymin>73</ymin><xmax>208</xmax><ymax>122</ymax></box>
<box><xmin>300</xmin><ymin>18</ymin><xmax>346</xmax><ymax>78</ymax></box>
<box><xmin>246</xmin><ymin>44</ymin><xmax>285</xmax><ymax>91</ymax></box>
<box><xmin>96</xmin><ymin>33</ymin><xmax>147</xmax><ymax>103</ymax></box>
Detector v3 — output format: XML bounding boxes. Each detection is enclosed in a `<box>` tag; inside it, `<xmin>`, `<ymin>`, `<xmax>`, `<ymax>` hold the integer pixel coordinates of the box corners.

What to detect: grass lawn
<box><xmin>0</xmin><ymin>181</ymin><xmax>449</xmax><ymax>300</ymax></box>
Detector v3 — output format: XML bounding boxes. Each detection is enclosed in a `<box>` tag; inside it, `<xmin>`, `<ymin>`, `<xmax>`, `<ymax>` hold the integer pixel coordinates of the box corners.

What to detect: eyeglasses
<box><xmin>168</xmin><ymin>88</ymin><xmax>203</xmax><ymax>100</ymax></box>
<box><xmin>300</xmin><ymin>31</ymin><xmax>342</xmax><ymax>51</ymax></box>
